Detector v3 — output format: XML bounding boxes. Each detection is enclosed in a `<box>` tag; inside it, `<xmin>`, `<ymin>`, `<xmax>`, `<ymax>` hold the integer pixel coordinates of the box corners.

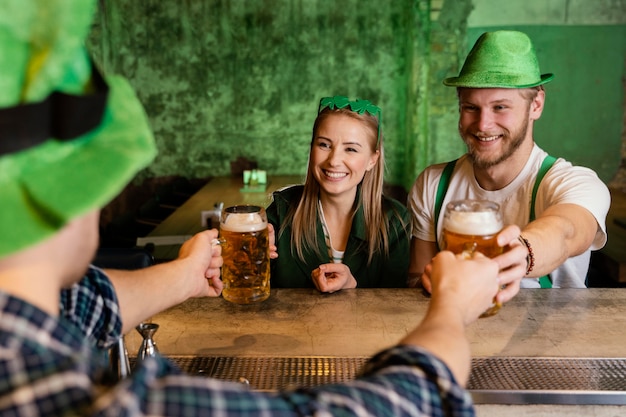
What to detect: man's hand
<box><xmin>421</xmin><ymin>224</ymin><xmax>525</xmax><ymax>305</ymax></box>
<box><xmin>178</xmin><ymin>229</ymin><xmax>224</xmax><ymax>297</ymax></box>
<box><xmin>427</xmin><ymin>250</ymin><xmax>501</xmax><ymax>324</ymax></box>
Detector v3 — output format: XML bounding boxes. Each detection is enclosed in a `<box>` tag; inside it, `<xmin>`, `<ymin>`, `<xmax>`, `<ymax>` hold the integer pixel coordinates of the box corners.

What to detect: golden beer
<box><xmin>442</xmin><ymin>230</ymin><xmax>503</xmax><ymax>259</ymax></box>
<box><xmin>441</xmin><ymin>200</ymin><xmax>503</xmax><ymax>317</ymax></box>
<box><xmin>219</xmin><ymin>206</ymin><xmax>270</xmax><ymax>304</ymax></box>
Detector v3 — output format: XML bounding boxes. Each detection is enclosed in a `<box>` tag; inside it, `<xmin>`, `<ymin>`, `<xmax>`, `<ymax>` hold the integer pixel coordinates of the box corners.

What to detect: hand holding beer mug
<box><xmin>217</xmin><ymin>205</ymin><xmax>271</xmax><ymax>304</ymax></box>
<box><xmin>441</xmin><ymin>199</ymin><xmax>504</xmax><ymax>317</ymax></box>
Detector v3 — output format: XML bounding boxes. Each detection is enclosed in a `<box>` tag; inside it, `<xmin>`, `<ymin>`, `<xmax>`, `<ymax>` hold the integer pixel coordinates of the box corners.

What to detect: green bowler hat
<box><xmin>443</xmin><ymin>30</ymin><xmax>554</xmax><ymax>88</ymax></box>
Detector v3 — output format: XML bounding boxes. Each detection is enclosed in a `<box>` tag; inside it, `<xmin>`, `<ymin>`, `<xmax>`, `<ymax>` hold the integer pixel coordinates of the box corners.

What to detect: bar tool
<box><xmin>109</xmin><ymin>336</ymin><xmax>131</xmax><ymax>379</ymax></box>
<box><xmin>135</xmin><ymin>322</ymin><xmax>160</xmax><ymax>365</ymax></box>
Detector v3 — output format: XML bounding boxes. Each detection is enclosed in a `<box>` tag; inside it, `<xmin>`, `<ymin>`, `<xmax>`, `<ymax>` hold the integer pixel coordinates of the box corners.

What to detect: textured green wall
<box><xmin>89</xmin><ymin>0</ymin><xmax>469</xmax><ymax>189</ymax></box>
<box><xmin>88</xmin><ymin>0</ymin><xmax>624</xmax><ymax>191</ymax></box>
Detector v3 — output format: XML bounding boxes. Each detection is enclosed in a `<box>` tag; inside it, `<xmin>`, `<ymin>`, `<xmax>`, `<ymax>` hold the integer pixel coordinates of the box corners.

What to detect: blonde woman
<box><xmin>267</xmin><ymin>96</ymin><xmax>411</xmax><ymax>292</ymax></box>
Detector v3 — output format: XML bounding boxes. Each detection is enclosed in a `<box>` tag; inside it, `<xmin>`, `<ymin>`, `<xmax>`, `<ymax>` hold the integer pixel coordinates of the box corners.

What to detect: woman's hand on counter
<box><xmin>311</xmin><ymin>263</ymin><xmax>357</xmax><ymax>293</ymax></box>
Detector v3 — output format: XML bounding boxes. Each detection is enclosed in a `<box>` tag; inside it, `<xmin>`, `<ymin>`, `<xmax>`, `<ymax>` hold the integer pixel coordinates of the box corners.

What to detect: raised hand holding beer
<box><xmin>441</xmin><ymin>199</ymin><xmax>504</xmax><ymax>317</ymax></box>
<box><xmin>217</xmin><ymin>205</ymin><xmax>271</xmax><ymax>304</ymax></box>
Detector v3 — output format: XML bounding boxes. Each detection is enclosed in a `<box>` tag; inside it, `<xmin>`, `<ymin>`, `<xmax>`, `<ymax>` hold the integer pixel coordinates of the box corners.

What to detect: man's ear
<box><xmin>530</xmin><ymin>89</ymin><xmax>545</xmax><ymax>121</ymax></box>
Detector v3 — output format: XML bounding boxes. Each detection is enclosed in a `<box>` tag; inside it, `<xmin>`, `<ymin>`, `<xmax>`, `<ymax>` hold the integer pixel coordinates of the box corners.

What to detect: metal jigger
<box><xmin>109</xmin><ymin>336</ymin><xmax>131</xmax><ymax>379</ymax></box>
<box><xmin>135</xmin><ymin>322</ymin><xmax>160</xmax><ymax>365</ymax></box>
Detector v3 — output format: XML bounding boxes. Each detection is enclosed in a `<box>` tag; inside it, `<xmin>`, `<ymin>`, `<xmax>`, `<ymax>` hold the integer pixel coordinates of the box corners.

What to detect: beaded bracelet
<box><xmin>518</xmin><ymin>235</ymin><xmax>535</xmax><ymax>276</ymax></box>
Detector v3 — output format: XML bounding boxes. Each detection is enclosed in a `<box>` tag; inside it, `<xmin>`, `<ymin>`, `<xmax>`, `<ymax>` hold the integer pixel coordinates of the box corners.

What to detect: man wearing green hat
<box><xmin>408</xmin><ymin>30</ymin><xmax>610</xmax><ymax>294</ymax></box>
<box><xmin>0</xmin><ymin>1</ymin><xmax>510</xmax><ymax>415</ymax></box>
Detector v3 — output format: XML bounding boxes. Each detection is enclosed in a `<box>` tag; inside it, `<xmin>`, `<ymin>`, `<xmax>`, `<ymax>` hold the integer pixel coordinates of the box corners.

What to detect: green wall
<box><xmin>89</xmin><ymin>0</ymin><xmax>465</xmax><ymax>190</ymax></box>
<box><xmin>89</xmin><ymin>0</ymin><xmax>624</xmax><ymax>190</ymax></box>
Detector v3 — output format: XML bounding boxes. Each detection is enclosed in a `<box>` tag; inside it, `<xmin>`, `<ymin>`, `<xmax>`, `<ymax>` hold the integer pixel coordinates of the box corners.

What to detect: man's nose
<box><xmin>476</xmin><ymin>110</ymin><xmax>494</xmax><ymax>132</ymax></box>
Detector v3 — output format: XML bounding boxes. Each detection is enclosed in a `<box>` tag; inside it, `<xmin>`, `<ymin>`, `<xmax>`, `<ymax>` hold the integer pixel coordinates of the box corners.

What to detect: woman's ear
<box><xmin>367</xmin><ymin>149</ymin><xmax>380</xmax><ymax>171</ymax></box>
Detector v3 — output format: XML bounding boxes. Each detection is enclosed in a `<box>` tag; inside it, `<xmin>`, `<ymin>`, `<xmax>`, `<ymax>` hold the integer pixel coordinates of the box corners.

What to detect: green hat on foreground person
<box><xmin>0</xmin><ymin>0</ymin><xmax>157</xmax><ymax>258</ymax></box>
<box><xmin>443</xmin><ymin>30</ymin><xmax>554</xmax><ymax>88</ymax></box>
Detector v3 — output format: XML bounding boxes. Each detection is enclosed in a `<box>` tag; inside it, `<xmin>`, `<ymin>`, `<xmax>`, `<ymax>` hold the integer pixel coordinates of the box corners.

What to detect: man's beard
<box><xmin>463</xmin><ymin>116</ymin><xmax>529</xmax><ymax>170</ymax></box>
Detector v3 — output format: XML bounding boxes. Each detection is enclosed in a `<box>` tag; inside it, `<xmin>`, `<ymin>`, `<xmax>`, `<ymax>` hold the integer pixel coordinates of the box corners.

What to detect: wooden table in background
<box><xmin>142</xmin><ymin>175</ymin><xmax>303</xmax><ymax>260</ymax></box>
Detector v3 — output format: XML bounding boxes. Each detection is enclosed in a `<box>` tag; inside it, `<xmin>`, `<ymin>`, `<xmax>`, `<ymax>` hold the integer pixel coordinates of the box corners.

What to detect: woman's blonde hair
<box><xmin>281</xmin><ymin>106</ymin><xmax>392</xmax><ymax>264</ymax></box>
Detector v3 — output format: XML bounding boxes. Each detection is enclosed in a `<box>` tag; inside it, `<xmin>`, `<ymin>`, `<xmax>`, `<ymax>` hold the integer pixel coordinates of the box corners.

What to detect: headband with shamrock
<box><xmin>317</xmin><ymin>95</ymin><xmax>382</xmax><ymax>146</ymax></box>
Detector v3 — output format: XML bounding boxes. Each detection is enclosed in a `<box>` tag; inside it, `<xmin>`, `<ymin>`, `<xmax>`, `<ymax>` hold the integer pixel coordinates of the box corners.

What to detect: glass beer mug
<box><xmin>217</xmin><ymin>205</ymin><xmax>271</xmax><ymax>304</ymax></box>
<box><xmin>441</xmin><ymin>199</ymin><xmax>504</xmax><ymax>317</ymax></box>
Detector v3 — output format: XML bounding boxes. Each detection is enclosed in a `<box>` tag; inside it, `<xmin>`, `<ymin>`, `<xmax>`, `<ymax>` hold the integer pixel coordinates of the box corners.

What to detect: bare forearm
<box><xmin>404</xmin><ymin>251</ymin><xmax>501</xmax><ymax>385</ymax></box>
<box><xmin>106</xmin><ymin>260</ymin><xmax>192</xmax><ymax>334</ymax></box>
<box><xmin>521</xmin><ymin>204</ymin><xmax>597</xmax><ymax>277</ymax></box>
<box><xmin>400</xmin><ymin>304</ymin><xmax>471</xmax><ymax>385</ymax></box>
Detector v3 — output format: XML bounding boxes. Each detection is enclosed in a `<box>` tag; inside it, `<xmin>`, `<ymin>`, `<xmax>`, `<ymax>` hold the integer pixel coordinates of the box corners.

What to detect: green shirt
<box><xmin>267</xmin><ymin>185</ymin><xmax>411</xmax><ymax>288</ymax></box>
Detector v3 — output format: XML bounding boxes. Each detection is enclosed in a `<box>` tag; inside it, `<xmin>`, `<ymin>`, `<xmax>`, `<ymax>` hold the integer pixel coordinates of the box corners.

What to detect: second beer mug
<box><xmin>218</xmin><ymin>205</ymin><xmax>271</xmax><ymax>304</ymax></box>
<box><xmin>441</xmin><ymin>199</ymin><xmax>503</xmax><ymax>317</ymax></box>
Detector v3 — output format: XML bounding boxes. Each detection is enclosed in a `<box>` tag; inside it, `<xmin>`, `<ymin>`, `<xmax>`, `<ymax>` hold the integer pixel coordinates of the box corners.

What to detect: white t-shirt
<box><xmin>408</xmin><ymin>144</ymin><xmax>610</xmax><ymax>288</ymax></box>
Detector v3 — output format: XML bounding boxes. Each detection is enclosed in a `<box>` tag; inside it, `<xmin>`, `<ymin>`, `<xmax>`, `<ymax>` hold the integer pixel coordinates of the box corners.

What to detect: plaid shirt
<box><xmin>0</xmin><ymin>267</ymin><xmax>475</xmax><ymax>416</ymax></box>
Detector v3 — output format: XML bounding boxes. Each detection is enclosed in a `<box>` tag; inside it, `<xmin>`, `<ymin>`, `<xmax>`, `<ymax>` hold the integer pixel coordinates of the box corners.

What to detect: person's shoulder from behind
<box><xmin>271</xmin><ymin>184</ymin><xmax>304</xmax><ymax>204</ymax></box>
<box><xmin>267</xmin><ymin>184</ymin><xmax>304</xmax><ymax>224</ymax></box>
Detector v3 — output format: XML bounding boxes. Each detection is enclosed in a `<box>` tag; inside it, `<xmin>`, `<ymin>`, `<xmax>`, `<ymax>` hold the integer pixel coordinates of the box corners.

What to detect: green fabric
<box><xmin>434</xmin><ymin>159</ymin><xmax>457</xmax><ymax>251</ymax></box>
<box><xmin>531</xmin><ymin>155</ymin><xmax>558</xmax><ymax>221</ymax></box>
<box><xmin>266</xmin><ymin>185</ymin><xmax>411</xmax><ymax>288</ymax></box>
<box><xmin>532</xmin><ymin>155</ymin><xmax>558</xmax><ymax>289</ymax></box>
<box><xmin>443</xmin><ymin>30</ymin><xmax>554</xmax><ymax>88</ymax></box>
<box><xmin>0</xmin><ymin>0</ymin><xmax>156</xmax><ymax>257</ymax></box>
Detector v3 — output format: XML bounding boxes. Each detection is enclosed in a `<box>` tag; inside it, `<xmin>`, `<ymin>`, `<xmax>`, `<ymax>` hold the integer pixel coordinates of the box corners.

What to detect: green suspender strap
<box><xmin>434</xmin><ymin>159</ymin><xmax>457</xmax><ymax>250</ymax></box>
<box><xmin>532</xmin><ymin>155</ymin><xmax>558</xmax><ymax>289</ymax></box>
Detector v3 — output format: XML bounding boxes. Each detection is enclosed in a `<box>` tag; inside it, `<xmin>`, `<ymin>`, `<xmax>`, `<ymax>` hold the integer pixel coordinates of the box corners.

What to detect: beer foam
<box><xmin>221</xmin><ymin>213</ymin><xmax>267</xmax><ymax>232</ymax></box>
<box><xmin>445</xmin><ymin>210</ymin><xmax>502</xmax><ymax>235</ymax></box>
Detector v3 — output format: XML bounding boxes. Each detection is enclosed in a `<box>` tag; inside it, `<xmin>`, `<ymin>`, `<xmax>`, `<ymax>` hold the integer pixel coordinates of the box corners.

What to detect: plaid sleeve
<box><xmin>92</xmin><ymin>345</ymin><xmax>474</xmax><ymax>417</ymax></box>
<box><xmin>287</xmin><ymin>345</ymin><xmax>476</xmax><ymax>417</ymax></box>
<box><xmin>59</xmin><ymin>267</ymin><xmax>122</xmax><ymax>349</ymax></box>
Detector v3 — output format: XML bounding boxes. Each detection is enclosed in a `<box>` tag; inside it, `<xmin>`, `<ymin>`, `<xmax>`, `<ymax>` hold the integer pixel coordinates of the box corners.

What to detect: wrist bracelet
<box><xmin>518</xmin><ymin>235</ymin><xmax>535</xmax><ymax>276</ymax></box>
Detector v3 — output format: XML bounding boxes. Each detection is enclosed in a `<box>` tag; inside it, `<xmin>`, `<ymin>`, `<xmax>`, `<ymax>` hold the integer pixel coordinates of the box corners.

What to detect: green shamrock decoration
<box><xmin>317</xmin><ymin>95</ymin><xmax>382</xmax><ymax>146</ymax></box>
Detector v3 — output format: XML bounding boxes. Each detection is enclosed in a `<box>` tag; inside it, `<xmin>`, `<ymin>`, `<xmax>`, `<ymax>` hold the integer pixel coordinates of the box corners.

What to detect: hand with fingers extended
<box><xmin>311</xmin><ymin>263</ymin><xmax>357</xmax><ymax>293</ymax></box>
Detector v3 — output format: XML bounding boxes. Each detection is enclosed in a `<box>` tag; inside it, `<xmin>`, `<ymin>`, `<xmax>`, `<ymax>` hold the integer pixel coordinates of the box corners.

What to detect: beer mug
<box><xmin>441</xmin><ymin>199</ymin><xmax>504</xmax><ymax>317</ymax></box>
<box><xmin>217</xmin><ymin>205</ymin><xmax>271</xmax><ymax>304</ymax></box>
